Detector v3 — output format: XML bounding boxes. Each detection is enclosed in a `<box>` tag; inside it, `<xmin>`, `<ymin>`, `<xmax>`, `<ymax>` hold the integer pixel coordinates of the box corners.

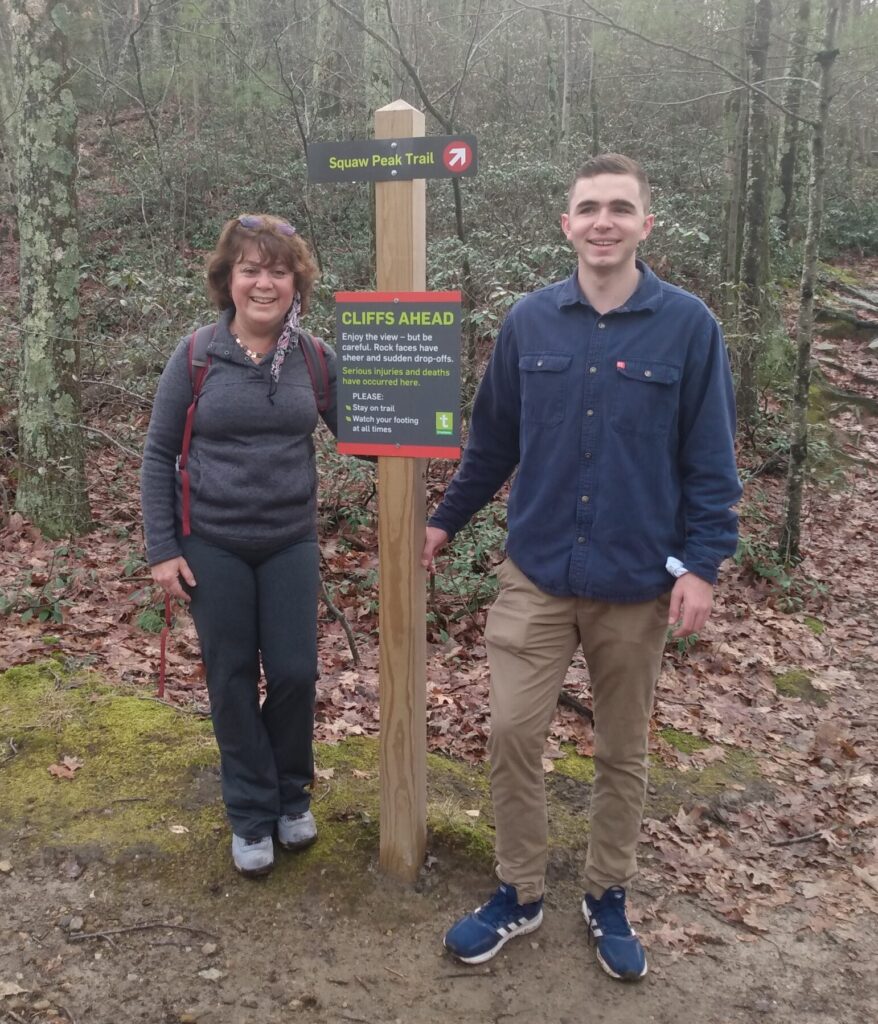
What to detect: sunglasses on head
<box><xmin>237</xmin><ymin>215</ymin><xmax>297</xmax><ymax>237</ymax></box>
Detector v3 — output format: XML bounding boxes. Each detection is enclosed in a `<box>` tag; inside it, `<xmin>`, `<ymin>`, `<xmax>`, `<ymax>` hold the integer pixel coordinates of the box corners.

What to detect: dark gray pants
<box><xmin>182</xmin><ymin>533</ymin><xmax>320</xmax><ymax>838</ymax></box>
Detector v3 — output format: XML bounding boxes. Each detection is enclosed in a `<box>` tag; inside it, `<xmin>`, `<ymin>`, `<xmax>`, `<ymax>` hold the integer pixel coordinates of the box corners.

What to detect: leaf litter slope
<box><xmin>0</xmin><ymin>263</ymin><xmax>876</xmax><ymax>968</ymax></box>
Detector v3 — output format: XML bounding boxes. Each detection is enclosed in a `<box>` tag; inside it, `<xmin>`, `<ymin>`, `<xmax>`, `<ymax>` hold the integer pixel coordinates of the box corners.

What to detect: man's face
<box><xmin>561</xmin><ymin>173</ymin><xmax>654</xmax><ymax>275</ymax></box>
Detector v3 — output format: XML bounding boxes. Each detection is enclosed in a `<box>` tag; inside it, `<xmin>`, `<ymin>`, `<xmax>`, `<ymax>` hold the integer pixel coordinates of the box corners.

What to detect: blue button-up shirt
<box><xmin>429</xmin><ymin>263</ymin><xmax>742</xmax><ymax>602</ymax></box>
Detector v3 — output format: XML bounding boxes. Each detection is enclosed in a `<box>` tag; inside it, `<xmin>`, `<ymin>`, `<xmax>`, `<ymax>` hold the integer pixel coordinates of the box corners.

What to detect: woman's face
<box><xmin>229</xmin><ymin>242</ymin><xmax>296</xmax><ymax>338</ymax></box>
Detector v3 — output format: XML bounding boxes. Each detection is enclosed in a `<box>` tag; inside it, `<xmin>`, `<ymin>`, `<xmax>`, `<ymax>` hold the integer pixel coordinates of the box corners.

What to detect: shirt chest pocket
<box><xmin>611</xmin><ymin>359</ymin><xmax>681</xmax><ymax>437</ymax></box>
<box><xmin>519</xmin><ymin>353</ymin><xmax>572</xmax><ymax>427</ymax></box>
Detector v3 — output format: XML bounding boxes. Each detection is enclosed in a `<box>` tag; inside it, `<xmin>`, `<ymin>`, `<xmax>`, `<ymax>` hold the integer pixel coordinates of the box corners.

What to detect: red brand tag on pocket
<box><xmin>616</xmin><ymin>361</ymin><xmax>626</xmax><ymax>369</ymax></box>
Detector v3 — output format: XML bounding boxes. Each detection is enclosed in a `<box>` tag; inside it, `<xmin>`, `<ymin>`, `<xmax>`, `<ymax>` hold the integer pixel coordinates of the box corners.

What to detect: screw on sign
<box><xmin>442</xmin><ymin>140</ymin><xmax>473</xmax><ymax>173</ymax></box>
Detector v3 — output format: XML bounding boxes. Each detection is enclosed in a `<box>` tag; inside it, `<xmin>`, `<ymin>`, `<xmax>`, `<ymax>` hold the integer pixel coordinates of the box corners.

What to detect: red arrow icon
<box><xmin>442</xmin><ymin>140</ymin><xmax>473</xmax><ymax>173</ymax></box>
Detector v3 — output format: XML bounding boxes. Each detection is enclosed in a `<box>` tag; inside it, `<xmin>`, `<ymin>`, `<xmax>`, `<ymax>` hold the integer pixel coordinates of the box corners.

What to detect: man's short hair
<box><xmin>568</xmin><ymin>154</ymin><xmax>651</xmax><ymax>212</ymax></box>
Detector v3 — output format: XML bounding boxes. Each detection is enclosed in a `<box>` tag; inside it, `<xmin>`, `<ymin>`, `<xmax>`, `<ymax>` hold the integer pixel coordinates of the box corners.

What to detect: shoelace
<box><xmin>476</xmin><ymin>886</ymin><xmax>520</xmax><ymax>925</ymax></box>
<box><xmin>591</xmin><ymin>890</ymin><xmax>633</xmax><ymax>936</ymax></box>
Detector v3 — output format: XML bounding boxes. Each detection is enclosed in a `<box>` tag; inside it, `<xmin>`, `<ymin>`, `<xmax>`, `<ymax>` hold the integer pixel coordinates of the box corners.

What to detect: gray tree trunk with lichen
<box><xmin>12</xmin><ymin>0</ymin><xmax>91</xmax><ymax>537</ymax></box>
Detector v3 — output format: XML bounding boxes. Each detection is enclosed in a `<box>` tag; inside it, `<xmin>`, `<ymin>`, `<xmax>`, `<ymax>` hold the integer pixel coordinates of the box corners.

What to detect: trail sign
<box><xmin>307</xmin><ymin>134</ymin><xmax>478</xmax><ymax>183</ymax></box>
<box><xmin>336</xmin><ymin>292</ymin><xmax>461</xmax><ymax>458</ymax></box>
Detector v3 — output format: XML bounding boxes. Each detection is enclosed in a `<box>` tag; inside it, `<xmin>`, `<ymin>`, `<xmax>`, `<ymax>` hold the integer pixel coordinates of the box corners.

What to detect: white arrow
<box><xmin>448</xmin><ymin>147</ymin><xmax>467</xmax><ymax>167</ymax></box>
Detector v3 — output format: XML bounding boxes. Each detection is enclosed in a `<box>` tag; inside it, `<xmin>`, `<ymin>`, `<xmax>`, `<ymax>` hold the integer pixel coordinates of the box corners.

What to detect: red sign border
<box><xmin>338</xmin><ymin>442</ymin><xmax>460</xmax><ymax>458</ymax></box>
<box><xmin>335</xmin><ymin>290</ymin><xmax>461</xmax><ymax>303</ymax></box>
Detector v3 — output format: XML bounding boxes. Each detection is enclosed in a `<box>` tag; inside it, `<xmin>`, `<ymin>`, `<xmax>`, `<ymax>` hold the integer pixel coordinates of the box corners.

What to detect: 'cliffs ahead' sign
<box><xmin>335</xmin><ymin>292</ymin><xmax>461</xmax><ymax>458</ymax></box>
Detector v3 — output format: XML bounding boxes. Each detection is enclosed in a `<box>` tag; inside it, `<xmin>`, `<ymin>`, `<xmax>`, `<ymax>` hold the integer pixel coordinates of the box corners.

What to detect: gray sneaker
<box><xmin>231</xmin><ymin>834</ymin><xmax>274</xmax><ymax>877</ymax></box>
<box><xmin>277</xmin><ymin>810</ymin><xmax>317</xmax><ymax>851</ymax></box>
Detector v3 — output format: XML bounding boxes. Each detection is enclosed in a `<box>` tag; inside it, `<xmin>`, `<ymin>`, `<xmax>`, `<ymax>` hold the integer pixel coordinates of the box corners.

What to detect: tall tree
<box><xmin>777</xmin><ymin>0</ymin><xmax>812</xmax><ymax>240</ymax></box>
<box><xmin>0</xmin><ymin>0</ymin><xmax>17</xmax><ymax>199</ymax></box>
<box><xmin>365</xmin><ymin>0</ymin><xmax>393</xmax><ymax>119</ymax></box>
<box><xmin>780</xmin><ymin>2</ymin><xmax>839</xmax><ymax>562</ymax></box>
<box><xmin>11</xmin><ymin>0</ymin><xmax>92</xmax><ymax>536</ymax></box>
<box><xmin>736</xmin><ymin>0</ymin><xmax>773</xmax><ymax>430</ymax></box>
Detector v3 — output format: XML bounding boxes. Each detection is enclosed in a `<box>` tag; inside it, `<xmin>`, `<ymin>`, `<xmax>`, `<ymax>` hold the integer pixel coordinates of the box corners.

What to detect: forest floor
<box><xmin>1</xmin><ymin>261</ymin><xmax>878</xmax><ymax>1024</ymax></box>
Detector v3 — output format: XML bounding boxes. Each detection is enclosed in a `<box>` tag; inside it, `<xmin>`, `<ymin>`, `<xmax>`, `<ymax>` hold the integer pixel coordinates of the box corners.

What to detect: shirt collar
<box><xmin>557</xmin><ymin>259</ymin><xmax>663</xmax><ymax>314</ymax></box>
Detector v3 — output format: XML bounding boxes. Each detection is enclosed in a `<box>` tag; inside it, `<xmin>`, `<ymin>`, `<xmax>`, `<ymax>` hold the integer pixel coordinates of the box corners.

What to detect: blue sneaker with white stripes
<box><xmin>582</xmin><ymin>886</ymin><xmax>647</xmax><ymax>981</ymax></box>
<box><xmin>444</xmin><ymin>883</ymin><xmax>543</xmax><ymax>964</ymax></box>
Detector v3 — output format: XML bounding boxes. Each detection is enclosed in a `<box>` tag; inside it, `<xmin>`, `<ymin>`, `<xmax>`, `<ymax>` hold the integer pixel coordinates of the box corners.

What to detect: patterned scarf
<box><xmin>269</xmin><ymin>292</ymin><xmax>302</xmax><ymax>385</ymax></box>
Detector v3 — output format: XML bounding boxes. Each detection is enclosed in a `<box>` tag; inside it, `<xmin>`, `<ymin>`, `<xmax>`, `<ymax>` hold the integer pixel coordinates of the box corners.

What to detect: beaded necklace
<box><xmin>234</xmin><ymin>335</ymin><xmax>268</xmax><ymax>362</ymax></box>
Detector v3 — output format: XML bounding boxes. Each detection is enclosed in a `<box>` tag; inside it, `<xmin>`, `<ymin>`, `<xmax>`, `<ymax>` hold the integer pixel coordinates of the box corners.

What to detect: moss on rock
<box><xmin>774</xmin><ymin>669</ymin><xmax>829</xmax><ymax>706</ymax></box>
<box><xmin>804</xmin><ymin>616</ymin><xmax>825</xmax><ymax>637</ymax></box>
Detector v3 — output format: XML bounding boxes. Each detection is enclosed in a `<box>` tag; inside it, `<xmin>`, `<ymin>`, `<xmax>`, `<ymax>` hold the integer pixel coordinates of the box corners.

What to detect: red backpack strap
<box><xmin>298</xmin><ymin>331</ymin><xmax>330</xmax><ymax>413</ymax></box>
<box><xmin>179</xmin><ymin>324</ymin><xmax>216</xmax><ymax>537</ymax></box>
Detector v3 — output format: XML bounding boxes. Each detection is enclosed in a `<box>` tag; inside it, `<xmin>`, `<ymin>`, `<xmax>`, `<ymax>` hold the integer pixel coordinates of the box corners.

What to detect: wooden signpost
<box><xmin>374</xmin><ymin>100</ymin><xmax>428</xmax><ymax>881</ymax></box>
<box><xmin>308</xmin><ymin>100</ymin><xmax>473</xmax><ymax>882</ymax></box>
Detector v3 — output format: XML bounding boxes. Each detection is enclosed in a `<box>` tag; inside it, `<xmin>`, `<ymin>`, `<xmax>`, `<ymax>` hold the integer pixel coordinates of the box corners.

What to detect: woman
<box><xmin>141</xmin><ymin>214</ymin><xmax>336</xmax><ymax>877</ymax></box>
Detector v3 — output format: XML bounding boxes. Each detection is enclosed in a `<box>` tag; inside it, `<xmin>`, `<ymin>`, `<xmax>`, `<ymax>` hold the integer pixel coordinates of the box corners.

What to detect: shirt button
<box><xmin>537</xmin><ymin>359</ymin><xmax>544</xmax><ymax>367</ymax></box>
<box><xmin>581</xmin><ymin>495</ymin><xmax>590</xmax><ymax>504</ymax></box>
<box><xmin>586</xmin><ymin>409</ymin><xmax>594</xmax><ymax>416</ymax></box>
<box><xmin>584</xmin><ymin>451</ymin><xmax>592</xmax><ymax>459</ymax></box>
<box><xmin>577</xmin><ymin>536</ymin><xmax>586</xmax><ymax>544</ymax></box>
<box><xmin>644</xmin><ymin>369</ymin><xmax>653</xmax><ymax>378</ymax></box>
<box><xmin>598</xmin><ymin>322</ymin><xmax>606</xmax><ymax>329</ymax></box>
<box><xmin>589</xmin><ymin>365</ymin><xmax>597</xmax><ymax>374</ymax></box>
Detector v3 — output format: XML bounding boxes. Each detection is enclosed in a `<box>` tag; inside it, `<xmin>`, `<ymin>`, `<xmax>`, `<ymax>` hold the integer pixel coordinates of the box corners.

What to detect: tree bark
<box><xmin>780</xmin><ymin>3</ymin><xmax>840</xmax><ymax>561</ymax></box>
<box><xmin>11</xmin><ymin>0</ymin><xmax>92</xmax><ymax>536</ymax></box>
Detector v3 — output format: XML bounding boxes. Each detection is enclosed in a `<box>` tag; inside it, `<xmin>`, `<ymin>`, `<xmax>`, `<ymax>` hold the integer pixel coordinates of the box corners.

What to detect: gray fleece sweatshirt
<box><xmin>140</xmin><ymin>308</ymin><xmax>337</xmax><ymax>565</ymax></box>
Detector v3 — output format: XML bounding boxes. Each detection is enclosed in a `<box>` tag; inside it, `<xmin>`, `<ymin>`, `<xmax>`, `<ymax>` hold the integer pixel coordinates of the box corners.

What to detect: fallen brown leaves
<box><xmin>47</xmin><ymin>755</ymin><xmax>84</xmax><ymax>780</ymax></box>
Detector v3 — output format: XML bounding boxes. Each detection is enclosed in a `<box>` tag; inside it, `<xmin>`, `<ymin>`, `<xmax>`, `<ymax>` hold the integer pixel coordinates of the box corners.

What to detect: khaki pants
<box><xmin>484</xmin><ymin>558</ymin><xmax>669</xmax><ymax>903</ymax></box>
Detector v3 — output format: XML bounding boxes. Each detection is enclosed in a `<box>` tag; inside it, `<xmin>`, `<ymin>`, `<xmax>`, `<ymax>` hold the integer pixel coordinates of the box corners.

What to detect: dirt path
<box><xmin>1</xmin><ymin>844</ymin><xmax>875</xmax><ymax>1024</ymax></box>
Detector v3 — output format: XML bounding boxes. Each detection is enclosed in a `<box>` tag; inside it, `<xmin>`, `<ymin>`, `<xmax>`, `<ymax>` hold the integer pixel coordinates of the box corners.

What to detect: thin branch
<box><xmin>70</xmin><ymin>57</ymin><xmax>148</xmax><ymax>109</ymax></box>
<box><xmin>320</xmin><ymin>581</ymin><xmax>360</xmax><ymax>666</ymax></box>
<box><xmin>769</xmin><ymin>829</ymin><xmax>824</xmax><ymax>847</ymax></box>
<box><xmin>78</xmin><ymin>424</ymin><xmax>140</xmax><ymax>459</ymax></box>
<box><xmin>68</xmin><ymin>921</ymin><xmax>218</xmax><ymax>942</ymax></box>
<box><xmin>81</xmin><ymin>378</ymin><xmax>154</xmax><ymax>407</ymax></box>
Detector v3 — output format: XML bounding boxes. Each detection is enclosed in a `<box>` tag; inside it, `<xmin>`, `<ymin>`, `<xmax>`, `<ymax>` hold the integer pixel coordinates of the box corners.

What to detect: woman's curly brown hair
<box><xmin>206</xmin><ymin>214</ymin><xmax>319</xmax><ymax>314</ymax></box>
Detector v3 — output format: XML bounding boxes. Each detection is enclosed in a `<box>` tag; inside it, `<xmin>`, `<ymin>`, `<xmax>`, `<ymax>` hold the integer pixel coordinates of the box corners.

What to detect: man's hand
<box><xmin>421</xmin><ymin>526</ymin><xmax>450</xmax><ymax>573</ymax></box>
<box><xmin>667</xmin><ymin>572</ymin><xmax>713</xmax><ymax>638</ymax></box>
<box><xmin>151</xmin><ymin>557</ymin><xmax>196</xmax><ymax>603</ymax></box>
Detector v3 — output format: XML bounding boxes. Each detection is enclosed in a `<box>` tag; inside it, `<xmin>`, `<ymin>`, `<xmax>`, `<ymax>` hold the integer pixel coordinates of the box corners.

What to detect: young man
<box><xmin>421</xmin><ymin>154</ymin><xmax>741</xmax><ymax>981</ymax></box>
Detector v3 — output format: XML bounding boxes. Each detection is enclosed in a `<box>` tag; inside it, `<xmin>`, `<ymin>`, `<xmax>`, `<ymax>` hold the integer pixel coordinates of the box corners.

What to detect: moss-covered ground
<box><xmin>1</xmin><ymin>665</ymin><xmax>767</xmax><ymax>897</ymax></box>
<box><xmin>0</xmin><ymin>663</ymin><xmax>501</xmax><ymax>897</ymax></box>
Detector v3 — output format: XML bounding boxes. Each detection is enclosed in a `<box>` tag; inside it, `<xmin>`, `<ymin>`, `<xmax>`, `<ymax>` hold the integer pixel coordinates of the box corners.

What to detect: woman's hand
<box><xmin>151</xmin><ymin>557</ymin><xmax>196</xmax><ymax>602</ymax></box>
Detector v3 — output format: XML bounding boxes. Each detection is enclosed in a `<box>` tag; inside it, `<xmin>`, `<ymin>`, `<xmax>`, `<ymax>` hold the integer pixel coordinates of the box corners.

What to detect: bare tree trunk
<box><xmin>777</xmin><ymin>0</ymin><xmax>811</xmax><ymax>240</ymax></box>
<box><xmin>736</xmin><ymin>0</ymin><xmax>773</xmax><ymax>430</ymax></box>
<box><xmin>0</xmin><ymin>0</ymin><xmax>17</xmax><ymax>197</ymax></box>
<box><xmin>543</xmin><ymin>12</ymin><xmax>559</xmax><ymax>157</ymax></box>
<box><xmin>11</xmin><ymin>0</ymin><xmax>92</xmax><ymax>536</ymax></box>
<box><xmin>586</xmin><ymin>25</ymin><xmax>598</xmax><ymax>156</ymax></box>
<box><xmin>311</xmin><ymin>0</ymin><xmax>340</xmax><ymax>116</ymax></box>
<box><xmin>560</xmin><ymin>3</ymin><xmax>573</xmax><ymax>152</ymax></box>
<box><xmin>365</xmin><ymin>0</ymin><xmax>393</xmax><ymax>120</ymax></box>
<box><xmin>779</xmin><ymin>3</ymin><xmax>839</xmax><ymax>562</ymax></box>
